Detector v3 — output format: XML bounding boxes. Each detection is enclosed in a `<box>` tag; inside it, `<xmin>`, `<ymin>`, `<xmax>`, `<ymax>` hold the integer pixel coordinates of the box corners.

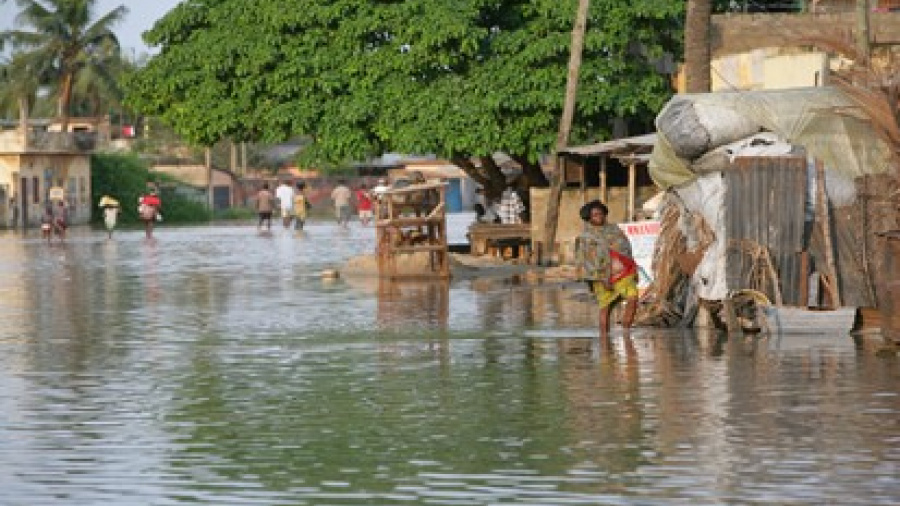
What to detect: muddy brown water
<box><xmin>0</xmin><ymin>217</ymin><xmax>898</xmax><ymax>505</ymax></box>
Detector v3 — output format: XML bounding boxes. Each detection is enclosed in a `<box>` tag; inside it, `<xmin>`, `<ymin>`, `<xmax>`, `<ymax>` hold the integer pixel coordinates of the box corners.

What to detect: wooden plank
<box><xmin>627</xmin><ymin>162</ymin><xmax>636</xmax><ymax>221</ymax></box>
<box><xmin>600</xmin><ymin>157</ymin><xmax>608</xmax><ymax>203</ymax></box>
<box><xmin>390</xmin><ymin>245</ymin><xmax>448</xmax><ymax>253</ymax></box>
<box><xmin>815</xmin><ymin>159</ymin><xmax>841</xmax><ymax>308</ymax></box>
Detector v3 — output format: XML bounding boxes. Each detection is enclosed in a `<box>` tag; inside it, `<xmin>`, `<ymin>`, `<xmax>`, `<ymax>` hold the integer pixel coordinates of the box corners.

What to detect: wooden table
<box><xmin>468</xmin><ymin>223</ymin><xmax>532</xmax><ymax>259</ymax></box>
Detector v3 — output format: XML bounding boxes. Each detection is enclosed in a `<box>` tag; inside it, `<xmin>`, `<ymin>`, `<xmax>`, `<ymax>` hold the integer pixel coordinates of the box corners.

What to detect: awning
<box><xmin>559</xmin><ymin>133</ymin><xmax>657</xmax><ymax>156</ymax></box>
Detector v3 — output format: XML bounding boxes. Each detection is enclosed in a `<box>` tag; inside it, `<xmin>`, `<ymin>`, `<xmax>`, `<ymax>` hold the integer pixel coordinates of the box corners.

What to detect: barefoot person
<box><xmin>40</xmin><ymin>205</ymin><xmax>53</xmax><ymax>242</ymax></box>
<box><xmin>52</xmin><ymin>200</ymin><xmax>69</xmax><ymax>242</ymax></box>
<box><xmin>330</xmin><ymin>179</ymin><xmax>352</xmax><ymax>228</ymax></box>
<box><xmin>355</xmin><ymin>183</ymin><xmax>373</xmax><ymax>226</ymax></box>
<box><xmin>139</xmin><ymin>188</ymin><xmax>162</xmax><ymax>239</ymax></box>
<box><xmin>255</xmin><ymin>183</ymin><xmax>275</xmax><ymax>231</ymax></box>
<box><xmin>575</xmin><ymin>200</ymin><xmax>638</xmax><ymax>341</ymax></box>
<box><xmin>99</xmin><ymin>195</ymin><xmax>120</xmax><ymax>238</ymax></box>
<box><xmin>275</xmin><ymin>180</ymin><xmax>295</xmax><ymax>229</ymax></box>
<box><xmin>293</xmin><ymin>181</ymin><xmax>310</xmax><ymax>231</ymax></box>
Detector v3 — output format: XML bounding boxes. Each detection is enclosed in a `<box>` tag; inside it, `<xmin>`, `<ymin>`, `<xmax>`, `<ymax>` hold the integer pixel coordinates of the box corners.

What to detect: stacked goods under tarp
<box><xmin>640</xmin><ymin>87</ymin><xmax>898</xmax><ymax>327</ymax></box>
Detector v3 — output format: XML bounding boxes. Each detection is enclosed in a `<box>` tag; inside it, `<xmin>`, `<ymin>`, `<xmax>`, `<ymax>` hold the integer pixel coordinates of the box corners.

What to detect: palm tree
<box><xmin>0</xmin><ymin>0</ymin><xmax>128</xmax><ymax>131</ymax></box>
<box><xmin>0</xmin><ymin>53</ymin><xmax>47</xmax><ymax>133</ymax></box>
<box><xmin>684</xmin><ymin>0</ymin><xmax>712</xmax><ymax>93</ymax></box>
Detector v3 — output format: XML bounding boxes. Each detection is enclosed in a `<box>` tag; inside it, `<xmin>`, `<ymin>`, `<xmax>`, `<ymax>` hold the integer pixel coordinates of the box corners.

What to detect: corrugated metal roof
<box><xmin>559</xmin><ymin>133</ymin><xmax>657</xmax><ymax>156</ymax></box>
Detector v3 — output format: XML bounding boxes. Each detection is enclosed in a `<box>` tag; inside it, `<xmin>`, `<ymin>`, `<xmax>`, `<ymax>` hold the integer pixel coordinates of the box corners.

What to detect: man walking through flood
<box><xmin>331</xmin><ymin>179</ymin><xmax>352</xmax><ymax>228</ymax></box>
<box><xmin>575</xmin><ymin>200</ymin><xmax>638</xmax><ymax>341</ymax></box>
<box><xmin>255</xmin><ymin>183</ymin><xmax>275</xmax><ymax>232</ymax></box>
<box><xmin>275</xmin><ymin>180</ymin><xmax>295</xmax><ymax>229</ymax></box>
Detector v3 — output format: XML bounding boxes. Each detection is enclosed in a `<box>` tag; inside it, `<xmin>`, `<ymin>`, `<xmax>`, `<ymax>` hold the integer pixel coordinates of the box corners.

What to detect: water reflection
<box><xmin>0</xmin><ymin>226</ymin><xmax>897</xmax><ymax>504</ymax></box>
<box><xmin>377</xmin><ymin>279</ymin><xmax>450</xmax><ymax>330</ymax></box>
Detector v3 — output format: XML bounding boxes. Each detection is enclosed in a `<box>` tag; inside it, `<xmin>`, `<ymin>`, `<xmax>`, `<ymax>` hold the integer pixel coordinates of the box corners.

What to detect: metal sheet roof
<box><xmin>559</xmin><ymin>133</ymin><xmax>657</xmax><ymax>156</ymax></box>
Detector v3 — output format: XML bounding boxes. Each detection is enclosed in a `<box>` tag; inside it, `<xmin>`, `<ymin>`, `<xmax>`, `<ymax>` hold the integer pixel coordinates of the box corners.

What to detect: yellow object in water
<box><xmin>98</xmin><ymin>195</ymin><xmax>120</xmax><ymax>208</ymax></box>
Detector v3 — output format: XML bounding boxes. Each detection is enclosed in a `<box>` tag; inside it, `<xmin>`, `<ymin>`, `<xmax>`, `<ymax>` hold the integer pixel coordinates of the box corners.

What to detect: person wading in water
<box><xmin>575</xmin><ymin>200</ymin><xmax>638</xmax><ymax>342</ymax></box>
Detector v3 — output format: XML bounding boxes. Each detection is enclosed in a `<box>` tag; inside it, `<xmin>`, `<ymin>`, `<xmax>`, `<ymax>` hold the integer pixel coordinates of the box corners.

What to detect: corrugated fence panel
<box><xmin>725</xmin><ymin>157</ymin><xmax>807</xmax><ymax>306</ymax></box>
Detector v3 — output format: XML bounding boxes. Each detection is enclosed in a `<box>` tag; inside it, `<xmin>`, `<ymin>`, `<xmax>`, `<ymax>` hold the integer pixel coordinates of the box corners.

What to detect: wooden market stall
<box><xmin>532</xmin><ymin>133</ymin><xmax>659</xmax><ymax>264</ymax></box>
<box><xmin>376</xmin><ymin>182</ymin><xmax>450</xmax><ymax>279</ymax></box>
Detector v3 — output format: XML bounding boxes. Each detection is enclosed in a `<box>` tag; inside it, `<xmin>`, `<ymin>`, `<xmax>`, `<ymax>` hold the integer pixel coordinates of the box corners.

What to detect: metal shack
<box><xmin>644</xmin><ymin>88</ymin><xmax>898</xmax><ymax>330</ymax></box>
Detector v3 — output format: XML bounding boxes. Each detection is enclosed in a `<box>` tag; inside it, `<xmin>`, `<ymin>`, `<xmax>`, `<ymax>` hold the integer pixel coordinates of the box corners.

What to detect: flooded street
<box><xmin>0</xmin><ymin>217</ymin><xmax>898</xmax><ymax>505</ymax></box>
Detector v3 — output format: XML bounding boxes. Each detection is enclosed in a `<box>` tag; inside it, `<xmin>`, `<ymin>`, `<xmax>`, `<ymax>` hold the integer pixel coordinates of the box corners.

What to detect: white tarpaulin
<box><xmin>650</xmin><ymin>87</ymin><xmax>894</xmax><ymax>189</ymax></box>
<box><xmin>673</xmin><ymin>173</ymin><xmax>728</xmax><ymax>301</ymax></box>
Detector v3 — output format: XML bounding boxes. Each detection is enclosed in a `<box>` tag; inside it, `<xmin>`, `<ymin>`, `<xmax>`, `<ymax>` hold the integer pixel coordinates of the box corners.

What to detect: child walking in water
<box><xmin>40</xmin><ymin>206</ymin><xmax>53</xmax><ymax>242</ymax></box>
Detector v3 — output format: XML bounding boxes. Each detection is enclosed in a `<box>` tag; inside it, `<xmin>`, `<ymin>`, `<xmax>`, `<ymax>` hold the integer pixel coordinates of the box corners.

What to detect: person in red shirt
<box><xmin>139</xmin><ymin>188</ymin><xmax>162</xmax><ymax>239</ymax></box>
<box><xmin>355</xmin><ymin>183</ymin><xmax>373</xmax><ymax>226</ymax></box>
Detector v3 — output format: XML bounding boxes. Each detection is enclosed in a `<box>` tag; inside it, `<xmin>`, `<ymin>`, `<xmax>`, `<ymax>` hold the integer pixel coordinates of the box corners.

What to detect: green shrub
<box><xmin>91</xmin><ymin>153</ymin><xmax>212</xmax><ymax>225</ymax></box>
<box><xmin>215</xmin><ymin>206</ymin><xmax>256</xmax><ymax>220</ymax></box>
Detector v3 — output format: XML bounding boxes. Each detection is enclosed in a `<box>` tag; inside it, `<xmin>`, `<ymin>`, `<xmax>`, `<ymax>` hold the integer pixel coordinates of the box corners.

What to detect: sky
<box><xmin>1</xmin><ymin>0</ymin><xmax>181</xmax><ymax>57</ymax></box>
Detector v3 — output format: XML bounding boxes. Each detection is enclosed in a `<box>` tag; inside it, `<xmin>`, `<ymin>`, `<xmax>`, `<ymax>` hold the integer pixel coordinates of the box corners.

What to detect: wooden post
<box><xmin>815</xmin><ymin>159</ymin><xmax>841</xmax><ymax>308</ymax></box>
<box><xmin>600</xmin><ymin>156</ymin><xmax>608</xmax><ymax>203</ymax></box>
<box><xmin>799</xmin><ymin>251</ymin><xmax>809</xmax><ymax>307</ymax></box>
<box><xmin>230</xmin><ymin>141</ymin><xmax>238</xmax><ymax>173</ymax></box>
<box><xmin>627</xmin><ymin>161</ymin><xmax>636</xmax><ymax>222</ymax></box>
<box><xmin>541</xmin><ymin>0</ymin><xmax>591</xmax><ymax>265</ymax></box>
<box><xmin>205</xmin><ymin>147</ymin><xmax>214</xmax><ymax>214</ymax></box>
<box><xmin>241</xmin><ymin>142</ymin><xmax>247</xmax><ymax>176</ymax></box>
<box><xmin>856</xmin><ymin>0</ymin><xmax>871</xmax><ymax>68</ymax></box>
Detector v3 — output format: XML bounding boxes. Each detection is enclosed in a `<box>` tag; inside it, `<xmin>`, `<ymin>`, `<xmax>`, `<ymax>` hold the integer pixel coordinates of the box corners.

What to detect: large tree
<box><xmin>0</xmin><ymin>0</ymin><xmax>128</xmax><ymax>130</ymax></box>
<box><xmin>127</xmin><ymin>0</ymin><xmax>682</xmax><ymax>195</ymax></box>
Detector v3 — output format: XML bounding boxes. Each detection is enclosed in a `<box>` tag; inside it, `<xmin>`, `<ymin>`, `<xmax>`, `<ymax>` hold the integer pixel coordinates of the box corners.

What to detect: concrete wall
<box><xmin>0</xmin><ymin>153</ymin><xmax>91</xmax><ymax>227</ymax></box>
<box><xmin>712</xmin><ymin>48</ymin><xmax>828</xmax><ymax>91</ymax></box>
<box><xmin>712</xmin><ymin>12</ymin><xmax>900</xmax><ymax>58</ymax></box>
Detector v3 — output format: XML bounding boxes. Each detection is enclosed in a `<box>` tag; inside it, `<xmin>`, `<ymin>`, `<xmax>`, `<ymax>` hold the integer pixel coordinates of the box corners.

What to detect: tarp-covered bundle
<box><xmin>642</xmin><ymin>87</ymin><xmax>898</xmax><ymax>324</ymax></box>
<box><xmin>650</xmin><ymin>87</ymin><xmax>894</xmax><ymax>189</ymax></box>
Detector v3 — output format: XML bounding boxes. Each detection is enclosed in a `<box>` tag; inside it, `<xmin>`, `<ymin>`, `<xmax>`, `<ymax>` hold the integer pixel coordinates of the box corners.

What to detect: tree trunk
<box><xmin>58</xmin><ymin>71</ymin><xmax>75</xmax><ymax>133</ymax></box>
<box><xmin>450</xmin><ymin>154</ymin><xmax>507</xmax><ymax>200</ymax></box>
<box><xmin>542</xmin><ymin>0</ymin><xmax>590</xmax><ymax>265</ymax></box>
<box><xmin>684</xmin><ymin>0</ymin><xmax>712</xmax><ymax>93</ymax></box>
<box><xmin>206</xmin><ymin>147</ymin><xmax>214</xmax><ymax>214</ymax></box>
<box><xmin>856</xmin><ymin>0</ymin><xmax>871</xmax><ymax>69</ymax></box>
<box><xmin>18</xmin><ymin>97</ymin><xmax>29</xmax><ymax>146</ymax></box>
<box><xmin>511</xmin><ymin>155</ymin><xmax>549</xmax><ymax>188</ymax></box>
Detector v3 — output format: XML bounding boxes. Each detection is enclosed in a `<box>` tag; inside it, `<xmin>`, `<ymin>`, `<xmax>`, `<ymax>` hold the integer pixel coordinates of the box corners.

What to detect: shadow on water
<box><xmin>0</xmin><ymin>224</ymin><xmax>898</xmax><ymax>504</ymax></box>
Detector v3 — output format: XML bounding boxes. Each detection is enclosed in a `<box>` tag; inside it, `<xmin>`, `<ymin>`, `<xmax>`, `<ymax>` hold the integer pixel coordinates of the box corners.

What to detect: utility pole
<box><xmin>541</xmin><ymin>0</ymin><xmax>590</xmax><ymax>265</ymax></box>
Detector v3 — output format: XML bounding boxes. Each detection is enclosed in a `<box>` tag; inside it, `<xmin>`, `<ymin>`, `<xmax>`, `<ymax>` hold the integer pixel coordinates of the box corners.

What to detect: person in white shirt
<box><xmin>498</xmin><ymin>186</ymin><xmax>525</xmax><ymax>224</ymax></box>
<box><xmin>275</xmin><ymin>181</ymin><xmax>295</xmax><ymax>229</ymax></box>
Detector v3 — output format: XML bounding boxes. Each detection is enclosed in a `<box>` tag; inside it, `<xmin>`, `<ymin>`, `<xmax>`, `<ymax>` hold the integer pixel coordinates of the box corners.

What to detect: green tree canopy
<box><xmin>127</xmin><ymin>0</ymin><xmax>682</xmax><ymax>190</ymax></box>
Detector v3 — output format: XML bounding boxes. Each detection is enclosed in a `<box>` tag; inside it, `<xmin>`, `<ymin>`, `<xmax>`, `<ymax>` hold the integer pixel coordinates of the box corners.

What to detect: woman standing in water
<box><xmin>575</xmin><ymin>200</ymin><xmax>638</xmax><ymax>341</ymax></box>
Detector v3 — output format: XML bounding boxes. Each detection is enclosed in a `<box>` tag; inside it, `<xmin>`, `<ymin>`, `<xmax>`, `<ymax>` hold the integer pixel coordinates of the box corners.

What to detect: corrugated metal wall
<box><xmin>725</xmin><ymin>157</ymin><xmax>807</xmax><ymax>306</ymax></box>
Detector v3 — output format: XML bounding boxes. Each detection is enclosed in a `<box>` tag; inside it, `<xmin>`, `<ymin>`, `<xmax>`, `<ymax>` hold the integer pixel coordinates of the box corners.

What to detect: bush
<box><xmin>215</xmin><ymin>207</ymin><xmax>256</xmax><ymax>220</ymax></box>
<box><xmin>91</xmin><ymin>153</ymin><xmax>212</xmax><ymax>225</ymax></box>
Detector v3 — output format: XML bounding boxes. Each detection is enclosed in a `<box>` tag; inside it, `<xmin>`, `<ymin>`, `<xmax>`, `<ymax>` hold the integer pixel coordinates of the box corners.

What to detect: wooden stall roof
<box><xmin>559</xmin><ymin>133</ymin><xmax>657</xmax><ymax>157</ymax></box>
<box><xmin>381</xmin><ymin>181</ymin><xmax>447</xmax><ymax>195</ymax></box>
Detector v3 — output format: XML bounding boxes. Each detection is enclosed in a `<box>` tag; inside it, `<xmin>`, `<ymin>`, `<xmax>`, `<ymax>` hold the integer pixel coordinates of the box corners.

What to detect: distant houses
<box><xmin>0</xmin><ymin>118</ymin><xmax>103</xmax><ymax>228</ymax></box>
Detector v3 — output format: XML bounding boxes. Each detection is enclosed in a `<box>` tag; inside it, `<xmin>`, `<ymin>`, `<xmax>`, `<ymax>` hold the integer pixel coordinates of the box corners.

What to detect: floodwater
<box><xmin>0</xmin><ymin>216</ymin><xmax>898</xmax><ymax>505</ymax></box>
